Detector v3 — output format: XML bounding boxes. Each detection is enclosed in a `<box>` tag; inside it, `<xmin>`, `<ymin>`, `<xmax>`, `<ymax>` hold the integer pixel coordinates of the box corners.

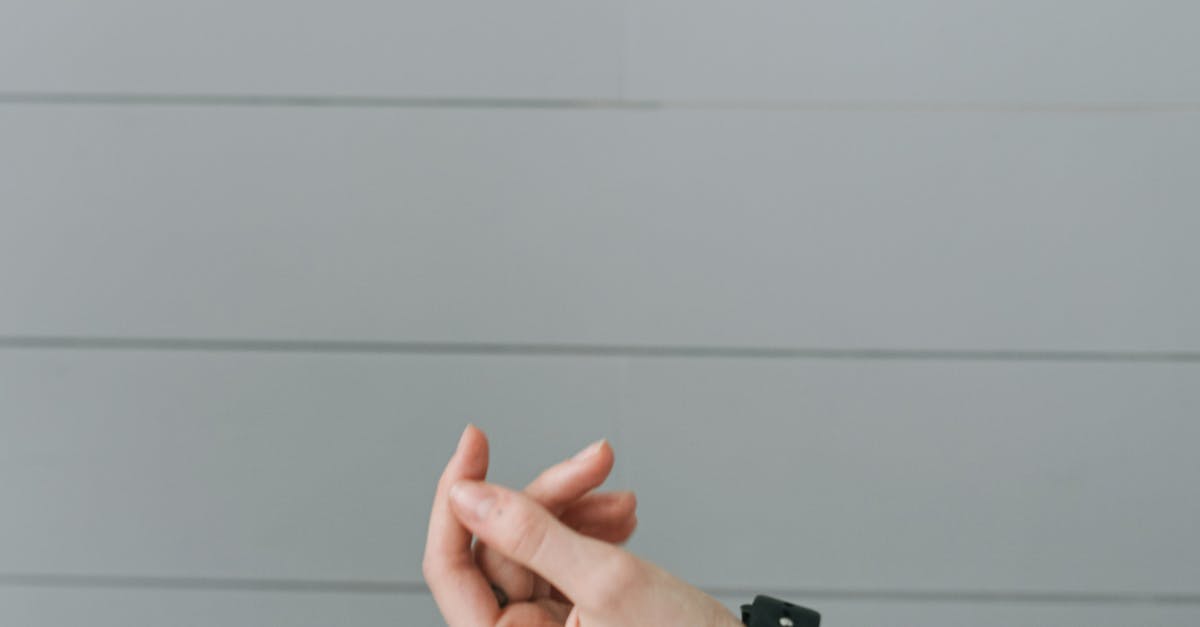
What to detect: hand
<box><xmin>423</xmin><ymin>425</ymin><xmax>742</xmax><ymax>627</ymax></box>
<box><xmin>471</xmin><ymin>429</ymin><xmax>638</xmax><ymax>610</ymax></box>
<box><xmin>424</xmin><ymin>425</ymin><xmax>638</xmax><ymax>624</ymax></box>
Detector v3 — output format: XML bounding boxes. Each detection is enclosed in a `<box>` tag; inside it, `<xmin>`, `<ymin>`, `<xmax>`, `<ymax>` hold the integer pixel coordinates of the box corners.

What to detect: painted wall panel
<box><xmin>3</xmin><ymin>106</ymin><xmax>1196</xmax><ymax>351</ymax></box>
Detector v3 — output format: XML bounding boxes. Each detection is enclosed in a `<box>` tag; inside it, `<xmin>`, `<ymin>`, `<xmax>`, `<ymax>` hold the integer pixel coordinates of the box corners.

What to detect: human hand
<box><xmin>468</xmin><ymin>427</ymin><xmax>638</xmax><ymax>609</ymax></box>
<box><xmin>423</xmin><ymin>425</ymin><xmax>741</xmax><ymax>627</ymax></box>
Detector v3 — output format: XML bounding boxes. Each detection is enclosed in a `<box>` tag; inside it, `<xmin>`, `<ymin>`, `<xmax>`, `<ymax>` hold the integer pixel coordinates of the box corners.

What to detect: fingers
<box><xmin>495</xmin><ymin>601</ymin><xmax>570</xmax><ymax>627</ymax></box>
<box><xmin>423</xmin><ymin>426</ymin><xmax>501</xmax><ymax>627</ymax></box>
<box><xmin>475</xmin><ymin>534</ymin><xmax>538</xmax><ymax>601</ymax></box>
<box><xmin>450</xmin><ymin>480</ymin><xmax>644</xmax><ymax>611</ymax></box>
<box><xmin>475</xmin><ymin>439</ymin><xmax>621</xmax><ymax>601</ymax></box>
<box><xmin>523</xmin><ymin>439</ymin><xmax>614</xmax><ymax>514</ymax></box>
<box><xmin>474</xmin><ymin>492</ymin><xmax>637</xmax><ymax>601</ymax></box>
<box><xmin>559</xmin><ymin>491</ymin><xmax>638</xmax><ymax>544</ymax></box>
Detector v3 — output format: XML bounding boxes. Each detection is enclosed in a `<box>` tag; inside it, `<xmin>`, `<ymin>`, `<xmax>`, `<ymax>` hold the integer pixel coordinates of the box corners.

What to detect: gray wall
<box><xmin>2</xmin><ymin>1</ymin><xmax>1198</xmax><ymax>625</ymax></box>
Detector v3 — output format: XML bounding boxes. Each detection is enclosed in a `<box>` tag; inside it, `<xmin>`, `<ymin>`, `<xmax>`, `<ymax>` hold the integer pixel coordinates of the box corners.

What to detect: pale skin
<box><xmin>423</xmin><ymin>424</ymin><xmax>743</xmax><ymax>627</ymax></box>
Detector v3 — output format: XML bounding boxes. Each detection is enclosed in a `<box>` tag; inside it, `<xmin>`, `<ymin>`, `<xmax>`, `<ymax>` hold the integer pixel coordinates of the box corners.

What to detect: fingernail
<box><xmin>450</xmin><ymin>481</ymin><xmax>497</xmax><ymax>521</ymax></box>
<box><xmin>455</xmin><ymin>424</ymin><xmax>474</xmax><ymax>455</ymax></box>
<box><xmin>572</xmin><ymin>438</ymin><xmax>607</xmax><ymax>461</ymax></box>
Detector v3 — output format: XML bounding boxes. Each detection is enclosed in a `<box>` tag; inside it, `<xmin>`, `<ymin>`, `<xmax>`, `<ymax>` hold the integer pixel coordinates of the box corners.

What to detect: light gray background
<box><xmin>1</xmin><ymin>1</ymin><xmax>1198</xmax><ymax>625</ymax></box>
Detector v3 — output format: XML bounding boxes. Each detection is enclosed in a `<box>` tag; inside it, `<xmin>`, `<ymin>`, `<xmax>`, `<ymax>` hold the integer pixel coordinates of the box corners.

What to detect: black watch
<box><xmin>741</xmin><ymin>595</ymin><xmax>820</xmax><ymax>626</ymax></box>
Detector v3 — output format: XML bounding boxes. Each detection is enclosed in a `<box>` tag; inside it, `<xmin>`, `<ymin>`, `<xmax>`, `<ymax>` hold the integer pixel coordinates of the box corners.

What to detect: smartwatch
<box><xmin>741</xmin><ymin>595</ymin><xmax>820</xmax><ymax>626</ymax></box>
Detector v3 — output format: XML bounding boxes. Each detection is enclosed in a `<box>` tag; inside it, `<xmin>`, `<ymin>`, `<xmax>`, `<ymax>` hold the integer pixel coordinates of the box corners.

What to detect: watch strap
<box><xmin>740</xmin><ymin>595</ymin><xmax>820</xmax><ymax>627</ymax></box>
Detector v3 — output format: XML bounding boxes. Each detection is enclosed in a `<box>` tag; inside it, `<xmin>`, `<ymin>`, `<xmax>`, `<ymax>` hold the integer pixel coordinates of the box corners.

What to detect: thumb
<box><xmin>449</xmin><ymin>480</ymin><xmax>641</xmax><ymax>611</ymax></box>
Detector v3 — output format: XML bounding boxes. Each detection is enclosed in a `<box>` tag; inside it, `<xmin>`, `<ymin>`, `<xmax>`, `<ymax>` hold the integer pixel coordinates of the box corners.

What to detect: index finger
<box><xmin>423</xmin><ymin>425</ymin><xmax>501</xmax><ymax>627</ymax></box>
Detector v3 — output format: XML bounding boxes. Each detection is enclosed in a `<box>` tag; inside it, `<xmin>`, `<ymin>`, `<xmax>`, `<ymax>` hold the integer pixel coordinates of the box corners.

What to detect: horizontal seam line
<box><xmin>0</xmin><ymin>574</ymin><xmax>422</xmax><ymax>595</ymax></box>
<box><xmin>1</xmin><ymin>574</ymin><xmax>1198</xmax><ymax>606</ymax></box>
<box><xmin>0</xmin><ymin>335</ymin><xmax>1197</xmax><ymax>363</ymax></box>
<box><xmin>702</xmin><ymin>585</ymin><xmax>1200</xmax><ymax>606</ymax></box>
<box><xmin>0</xmin><ymin>92</ymin><xmax>656</xmax><ymax>110</ymax></box>
<box><xmin>2</xmin><ymin>92</ymin><xmax>1200</xmax><ymax>113</ymax></box>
